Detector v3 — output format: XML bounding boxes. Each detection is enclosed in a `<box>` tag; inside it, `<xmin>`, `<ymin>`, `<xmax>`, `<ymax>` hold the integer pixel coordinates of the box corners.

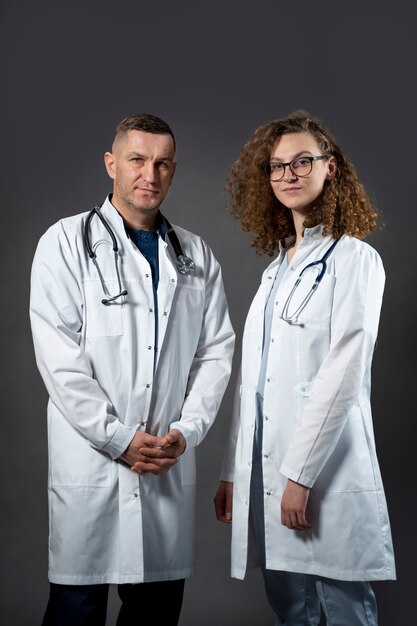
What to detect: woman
<box><xmin>214</xmin><ymin>110</ymin><xmax>396</xmax><ymax>625</ymax></box>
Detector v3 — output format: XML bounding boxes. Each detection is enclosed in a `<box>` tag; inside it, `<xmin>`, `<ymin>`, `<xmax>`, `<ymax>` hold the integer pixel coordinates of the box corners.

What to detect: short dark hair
<box><xmin>114</xmin><ymin>113</ymin><xmax>176</xmax><ymax>151</ymax></box>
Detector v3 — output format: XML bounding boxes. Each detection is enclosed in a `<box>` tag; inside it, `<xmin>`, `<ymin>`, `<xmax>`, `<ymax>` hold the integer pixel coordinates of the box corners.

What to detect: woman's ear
<box><xmin>326</xmin><ymin>156</ymin><xmax>337</xmax><ymax>180</ymax></box>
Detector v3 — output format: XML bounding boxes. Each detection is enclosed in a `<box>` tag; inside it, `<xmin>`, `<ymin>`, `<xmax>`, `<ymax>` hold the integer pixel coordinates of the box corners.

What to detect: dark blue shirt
<box><xmin>127</xmin><ymin>228</ymin><xmax>160</xmax><ymax>367</ymax></box>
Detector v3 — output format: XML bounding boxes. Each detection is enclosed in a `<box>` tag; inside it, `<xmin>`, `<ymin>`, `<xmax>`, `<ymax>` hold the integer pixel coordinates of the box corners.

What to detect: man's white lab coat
<box><xmin>30</xmin><ymin>196</ymin><xmax>235</xmax><ymax>584</ymax></box>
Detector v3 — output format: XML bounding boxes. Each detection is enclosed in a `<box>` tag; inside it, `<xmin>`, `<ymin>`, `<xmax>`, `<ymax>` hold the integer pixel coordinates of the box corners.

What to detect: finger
<box><xmin>139</xmin><ymin>446</ymin><xmax>177</xmax><ymax>460</ymax></box>
<box><xmin>225</xmin><ymin>488</ymin><xmax>233</xmax><ymax>522</ymax></box>
<box><xmin>296</xmin><ymin>512</ymin><xmax>312</xmax><ymax>529</ymax></box>
<box><xmin>141</xmin><ymin>432</ymin><xmax>163</xmax><ymax>447</ymax></box>
<box><xmin>133</xmin><ymin>456</ymin><xmax>178</xmax><ymax>470</ymax></box>
<box><xmin>214</xmin><ymin>495</ymin><xmax>227</xmax><ymax>522</ymax></box>
<box><xmin>132</xmin><ymin>460</ymin><xmax>175</xmax><ymax>475</ymax></box>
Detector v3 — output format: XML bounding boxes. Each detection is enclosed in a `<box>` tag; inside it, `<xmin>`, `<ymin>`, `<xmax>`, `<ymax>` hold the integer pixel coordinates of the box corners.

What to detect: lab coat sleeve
<box><xmin>219</xmin><ymin>366</ymin><xmax>241</xmax><ymax>482</ymax></box>
<box><xmin>29</xmin><ymin>222</ymin><xmax>137</xmax><ymax>459</ymax></box>
<box><xmin>170</xmin><ymin>250</ymin><xmax>235</xmax><ymax>448</ymax></box>
<box><xmin>280</xmin><ymin>242</ymin><xmax>385</xmax><ymax>487</ymax></box>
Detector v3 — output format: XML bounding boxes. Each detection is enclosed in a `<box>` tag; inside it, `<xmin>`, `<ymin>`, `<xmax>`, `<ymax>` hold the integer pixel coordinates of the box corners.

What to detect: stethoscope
<box><xmin>83</xmin><ymin>204</ymin><xmax>196</xmax><ymax>305</ymax></box>
<box><xmin>281</xmin><ymin>238</ymin><xmax>340</xmax><ymax>324</ymax></box>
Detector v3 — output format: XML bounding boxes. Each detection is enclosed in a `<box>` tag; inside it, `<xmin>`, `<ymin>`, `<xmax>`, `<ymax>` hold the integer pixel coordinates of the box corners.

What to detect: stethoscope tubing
<box><xmin>281</xmin><ymin>237</ymin><xmax>340</xmax><ymax>324</ymax></box>
<box><xmin>83</xmin><ymin>203</ymin><xmax>195</xmax><ymax>304</ymax></box>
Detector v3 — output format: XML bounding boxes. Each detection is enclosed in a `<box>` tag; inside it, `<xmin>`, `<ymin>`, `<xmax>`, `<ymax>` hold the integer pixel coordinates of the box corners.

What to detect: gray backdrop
<box><xmin>1</xmin><ymin>1</ymin><xmax>415</xmax><ymax>624</ymax></box>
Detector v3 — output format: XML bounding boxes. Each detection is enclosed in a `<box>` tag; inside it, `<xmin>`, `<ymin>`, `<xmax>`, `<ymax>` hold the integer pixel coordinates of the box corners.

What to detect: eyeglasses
<box><xmin>262</xmin><ymin>155</ymin><xmax>329</xmax><ymax>182</ymax></box>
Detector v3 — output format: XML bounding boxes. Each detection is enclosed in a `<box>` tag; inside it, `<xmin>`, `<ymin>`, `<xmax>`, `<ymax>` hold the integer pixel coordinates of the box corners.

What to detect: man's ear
<box><xmin>104</xmin><ymin>152</ymin><xmax>116</xmax><ymax>180</ymax></box>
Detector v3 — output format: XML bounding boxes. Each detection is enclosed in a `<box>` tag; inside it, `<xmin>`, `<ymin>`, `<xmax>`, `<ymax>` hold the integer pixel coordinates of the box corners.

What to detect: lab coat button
<box><xmin>264</xmin><ymin>415</ymin><xmax>269</xmax><ymax>421</ymax></box>
<box><xmin>148</xmin><ymin>346</ymin><xmax>152</xmax><ymax>350</ymax></box>
<box><xmin>266</xmin><ymin>491</ymin><xmax>271</xmax><ymax>496</ymax></box>
<box><xmin>140</xmin><ymin>421</ymin><xmax>146</xmax><ymax>426</ymax></box>
<box><xmin>264</xmin><ymin>454</ymin><xmax>269</xmax><ymax>459</ymax></box>
<box><xmin>267</xmin><ymin>378</ymin><xmax>271</xmax><ymax>383</ymax></box>
<box><xmin>163</xmin><ymin>311</ymin><xmax>168</xmax><ymax>316</ymax></box>
<box><xmin>149</xmin><ymin>308</ymin><xmax>153</xmax><ymax>313</ymax></box>
<box><xmin>171</xmin><ymin>278</ymin><xmax>175</xmax><ymax>283</ymax></box>
<box><xmin>145</xmin><ymin>273</ymin><xmax>150</xmax><ymax>278</ymax></box>
<box><xmin>134</xmin><ymin>492</ymin><xmax>138</xmax><ymax>498</ymax></box>
<box><xmin>145</xmin><ymin>384</ymin><xmax>151</xmax><ymax>388</ymax></box>
<box><xmin>268</xmin><ymin>275</ymin><xmax>272</xmax><ymax>280</ymax></box>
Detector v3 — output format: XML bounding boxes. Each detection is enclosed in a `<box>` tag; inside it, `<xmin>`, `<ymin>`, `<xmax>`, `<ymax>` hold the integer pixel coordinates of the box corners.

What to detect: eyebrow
<box><xmin>127</xmin><ymin>151</ymin><xmax>174</xmax><ymax>161</ymax></box>
<box><xmin>270</xmin><ymin>150</ymin><xmax>314</xmax><ymax>162</ymax></box>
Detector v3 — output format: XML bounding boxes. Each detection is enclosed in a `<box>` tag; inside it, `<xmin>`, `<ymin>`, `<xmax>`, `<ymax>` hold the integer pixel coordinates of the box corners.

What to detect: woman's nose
<box><xmin>283</xmin><ymin>164</ymin><xmax>297</xmax><ymax>181</ymax></box>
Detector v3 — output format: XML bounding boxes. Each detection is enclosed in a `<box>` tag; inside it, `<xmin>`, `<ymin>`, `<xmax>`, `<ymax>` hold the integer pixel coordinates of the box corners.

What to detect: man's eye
<box><xmin>158</xmin><ymin>161</ymin><xmax>170</xmax><ymax>169</ymax></box>
<box><xmin>131</xmin><ymin>157</ymin><xmax>144</xmax><ymax>163</ymax></box>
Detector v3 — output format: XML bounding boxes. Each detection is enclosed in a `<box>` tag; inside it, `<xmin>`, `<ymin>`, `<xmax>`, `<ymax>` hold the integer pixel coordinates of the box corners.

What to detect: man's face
<box><xmin>104</xmin><ymin>130</ymin><xmax>176</xmax><ymax>219</ymax></box>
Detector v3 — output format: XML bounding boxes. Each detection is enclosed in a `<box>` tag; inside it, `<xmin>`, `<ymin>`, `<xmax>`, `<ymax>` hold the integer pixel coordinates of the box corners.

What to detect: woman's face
<box><xmin>269</xmin><ymin>131</ymin><xmax>336</xmax><ymax>216</ymax></box>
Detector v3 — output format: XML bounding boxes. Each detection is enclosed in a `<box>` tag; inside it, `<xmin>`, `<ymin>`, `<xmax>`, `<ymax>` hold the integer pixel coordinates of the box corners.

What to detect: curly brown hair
<box><xmin>226</xmin><ymin>110</ymin><xmax>379</xmax><ymax>256</ymax></box>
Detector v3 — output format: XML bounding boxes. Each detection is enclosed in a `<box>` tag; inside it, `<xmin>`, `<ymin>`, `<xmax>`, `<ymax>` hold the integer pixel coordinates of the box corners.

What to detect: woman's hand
<box><xmin>281</xmin><ymin>479</ymin><xmax>312</xmax><ymax>531</ymax></box>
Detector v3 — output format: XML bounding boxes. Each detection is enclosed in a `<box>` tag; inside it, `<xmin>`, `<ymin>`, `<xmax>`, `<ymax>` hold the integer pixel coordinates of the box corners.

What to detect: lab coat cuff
<box><xmin>102</xmin><ymin>423</ymin><xmax>137</xmax><ymax>460</ymax></box>
<box><xmin>279</xmin><ymin>464</ymin><xmax>315</xmax><ymax>489</ymax></box>
<box><xmin>169</xmin><ymin>422</ymin><xmax>198</xmax><ymax>449</ymax></box>
<box><xmin>219</xmin><ymin>470</ymin><xmax>234</xmax><ymax>483</ymax></box>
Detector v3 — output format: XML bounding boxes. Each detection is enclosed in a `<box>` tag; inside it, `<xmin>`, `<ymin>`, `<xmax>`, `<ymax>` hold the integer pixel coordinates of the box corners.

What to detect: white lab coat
<box><xmin>30</xmin><ymin>196</ymin><xmax>235</xmax><ymax>585</ymax></box>
<box><xmin>221</xmin><ymin>225</ymin><xmax>395</xmax><ymax>582</ymax></box>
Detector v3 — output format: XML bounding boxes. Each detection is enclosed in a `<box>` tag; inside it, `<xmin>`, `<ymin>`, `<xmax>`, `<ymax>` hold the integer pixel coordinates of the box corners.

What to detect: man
<box><xmin>30</xmin><ymin>113</ymin><xmax>235</xmax><ymax>626</ymax></box>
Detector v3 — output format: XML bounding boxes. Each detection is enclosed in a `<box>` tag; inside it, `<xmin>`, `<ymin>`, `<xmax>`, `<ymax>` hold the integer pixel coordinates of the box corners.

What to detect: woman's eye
<box><xmin>294</xmin><ymin>158</ymin><xmax>310</xmax><ymax>167</ymax></box>
<box><xmin>271</xmin><ymin>163</ymin><xmax>284</xmax><ymax>171</ymax></box>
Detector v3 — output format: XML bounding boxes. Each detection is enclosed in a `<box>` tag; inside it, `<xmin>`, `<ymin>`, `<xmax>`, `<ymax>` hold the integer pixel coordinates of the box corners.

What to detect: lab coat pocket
<box><xmin>83</xmin><ymin>280</ymin><xmax>123</xmax><ymax>337</ymax></box>
<box><xmin>293</xmin><ymin>381</ymin><xmax>312</xmax><ymax>397</ymax></box>
<box><xmin>180</xmin><ymin>448</ymin><xmax>196</xmax><ymax>486</ymax></box>
<box><xmin>48</xmin><ymin>404</ymin><xmax>113</xmax><ymax>487</ymax></box>
<box><xmin>292</xmin><ymin>273</ymin><xmax>335</xmax><ymax>326</ymax></box>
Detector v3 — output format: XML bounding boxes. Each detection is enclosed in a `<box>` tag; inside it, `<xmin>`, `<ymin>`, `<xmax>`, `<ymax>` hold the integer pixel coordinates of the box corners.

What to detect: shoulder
<box><xmin>334</xmin><ymin>235</ymin><xmax>385</xmax><ymax>277</ymax></box>
<box><xmin>35</xmin><ymin>211</ymin><xmax>89</xmax><ymax>259</ymax></box>
<box><xmin>170</xmin><ymin>222</ymin><xmax>218</xmax><ymax>259</ymax></box>
<box><xmin>337</xmin><ymin>235</ymin><xmax>383</xmax><ymax>262</ymax></box>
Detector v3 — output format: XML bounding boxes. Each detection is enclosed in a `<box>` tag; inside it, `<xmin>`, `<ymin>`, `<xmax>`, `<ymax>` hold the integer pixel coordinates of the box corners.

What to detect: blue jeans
<box><xmin>262</xmin><ymin>568</ymin><xmax>377</xmax><ymax>626</ymax></box>
<box><xmin>250</xmin><ymin>449</ymin><xmax>378</xmax><ymax>626</ymax></box>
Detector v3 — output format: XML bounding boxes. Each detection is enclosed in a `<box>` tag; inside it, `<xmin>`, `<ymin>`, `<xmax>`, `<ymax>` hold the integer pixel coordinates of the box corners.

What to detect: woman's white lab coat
<box><xmin>30</xmin><ymin>196</ymin><xmax>235</xmax><ymax>585</ymax></box>
<box><xmin>221</xmin><ymin>225</ymin><xmax>395</xmax><ymax>582</ymax></box>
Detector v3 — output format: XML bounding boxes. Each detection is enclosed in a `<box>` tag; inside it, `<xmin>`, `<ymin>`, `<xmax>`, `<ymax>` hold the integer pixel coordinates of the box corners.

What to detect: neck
<box><xmin>111</xmin><ymin>198</ymin><xmax>159</xmax><ymax>231</ymax></box>
<box><xmin>123</xmin><ymin>211</ymin><xmax>158</xmax><ymax>231</ymax></box>
<box><xmin>286</xmin><ymin>210</ymin><xmax>306</xmax><ymax>263</ymax></box>
<box><xmin>291</xmin><ymin>210</ymin><xmax>306</xmax><ymax>247</ymax></box>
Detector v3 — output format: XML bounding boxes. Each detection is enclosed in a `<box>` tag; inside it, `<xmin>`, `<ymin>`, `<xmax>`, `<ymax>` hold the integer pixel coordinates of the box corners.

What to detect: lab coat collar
<box><xmin>101</xmin><ymin>194</ymin><xmax>168</xmax><ymax>242</ymax></box>
<box><xmin>280</xmin><ymin>224</ymin><xmax>324</xmax><ymax>252</ymax></box>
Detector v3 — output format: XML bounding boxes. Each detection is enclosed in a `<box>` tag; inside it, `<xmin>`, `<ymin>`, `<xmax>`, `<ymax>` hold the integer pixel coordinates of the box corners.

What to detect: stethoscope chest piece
<box><xmin>84</xmin><ymin>203</ymin><xmax>196</xmax><ymax>304</ymax></box>
<box><xmin>176</xmin><ymin>254</ymin><xmax>196</xmax><ymax>275</ymax></box>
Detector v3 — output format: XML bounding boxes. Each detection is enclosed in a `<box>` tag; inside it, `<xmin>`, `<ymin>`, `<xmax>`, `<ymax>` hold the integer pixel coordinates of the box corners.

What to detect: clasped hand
<box><xmin>120</xmin><ymin>428</ymin><xmax>186</xmax><ymax>475</ymax></box>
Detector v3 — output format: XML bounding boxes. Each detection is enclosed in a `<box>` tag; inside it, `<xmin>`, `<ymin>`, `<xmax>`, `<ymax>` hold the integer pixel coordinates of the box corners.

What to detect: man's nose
<box><xmin>142</xmin><ymin>161</ymin><xmax>157</xmax><ymax>183</ymax></box>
